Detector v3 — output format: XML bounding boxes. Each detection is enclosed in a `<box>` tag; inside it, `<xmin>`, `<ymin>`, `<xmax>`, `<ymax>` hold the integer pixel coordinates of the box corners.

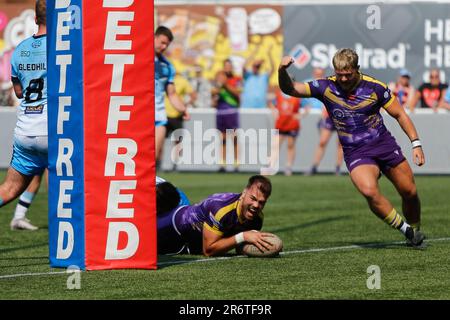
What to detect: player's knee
<box><xmin>359</xmin><ymin>185</ymin><xmax>379</xmax><ymax>200</ymax></box>
<box><xmin>401</xmin><ymin>184</ymin><xmax>418</xmax><ymax>200</ymax></box>
<box><xmin>0</xmin><ymin>184</ymin><xmax>22</xmax><ymax>203</ymax></box>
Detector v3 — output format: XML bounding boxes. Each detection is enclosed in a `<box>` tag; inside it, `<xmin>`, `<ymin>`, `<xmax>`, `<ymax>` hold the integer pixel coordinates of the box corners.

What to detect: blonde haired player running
<box><xmin>279</xmin><ymin>48</ymin><xmax>426</xmax><ymax>248</ymax></box>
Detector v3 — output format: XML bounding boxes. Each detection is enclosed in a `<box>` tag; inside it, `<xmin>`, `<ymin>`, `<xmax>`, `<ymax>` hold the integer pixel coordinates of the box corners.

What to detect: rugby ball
<box><xmin>236</xmin><ymin>233</ymin><xmax>283</xmax><ymax>258</ymax></box>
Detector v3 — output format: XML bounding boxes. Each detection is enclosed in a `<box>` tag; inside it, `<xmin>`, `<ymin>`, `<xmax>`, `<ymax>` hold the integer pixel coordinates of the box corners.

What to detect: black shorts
<box><xmin>279</xmin><ymin>130</ymin><xmax>299</xmax><ymax>138</ymax></box>
<box><xmin>165</xmin><ymin>116</ymin><xmax>184</xmax><ymax>138</ymax></box>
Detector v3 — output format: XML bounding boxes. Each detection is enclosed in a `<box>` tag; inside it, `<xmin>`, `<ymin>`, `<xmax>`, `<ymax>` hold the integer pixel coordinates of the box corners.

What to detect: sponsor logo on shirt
<box><xmin>24</xmin><ymin>104</ymin><xmax>44</xmax><ymax>114</ymax></box>
<box><xmin>32</xmin><ymin>40</ymin><xmax>42</xmax><ymax>48</ymax></box>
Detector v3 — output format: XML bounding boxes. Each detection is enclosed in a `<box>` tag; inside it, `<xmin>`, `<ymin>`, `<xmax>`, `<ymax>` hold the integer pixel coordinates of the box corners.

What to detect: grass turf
<box><xmin>0</xmin><ymin>171</ymin><xmax>449</xmax><ymax>299</ymax></box>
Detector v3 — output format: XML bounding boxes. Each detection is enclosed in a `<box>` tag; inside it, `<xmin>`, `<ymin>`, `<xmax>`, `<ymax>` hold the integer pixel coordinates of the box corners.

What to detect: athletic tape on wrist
<box><xmin>411</xmin><ymin>139</ymin><xmax>422</xmax><ymax>148</ymax></box>
<box><xmin>235</xmin><ymin>232</ymin><xmax>245</xmax><ymax>244</ymax></box>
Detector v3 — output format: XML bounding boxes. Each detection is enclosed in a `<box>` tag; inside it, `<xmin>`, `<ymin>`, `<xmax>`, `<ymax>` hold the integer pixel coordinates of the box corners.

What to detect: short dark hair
<box><xmin>36</xmin><ymin>0</ymin><xmax>46</xmax><ymax>26</ymax></box>
<box><xmin>156</xmin><ymin>182</ymin><xmax>180</xmax><ymax>215</ymax></box>
<box><xmin>246</xmin><ymin>175</ymin><xmax>272</xmax><ymax>198</ymax></box>
<box><xmin>155</xmin><ymin>25</ymin><xmax>174</xmax><ymax>42</ymax></box>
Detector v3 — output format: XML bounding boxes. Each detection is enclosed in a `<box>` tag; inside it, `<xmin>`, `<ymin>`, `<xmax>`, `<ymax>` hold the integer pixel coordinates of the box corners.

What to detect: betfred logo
<box><xmin>47</xmin><ymin>0</ymin><xmax>156</xmax><ymax>271</ymax></box>
<box><xmin>83</xmin><ymin>0</ymin><xmax>156</xmax><ymax>270</ymax></box>
<box><xmin>289</xmin><ymin>44</ymin><xmax>311</xmax><ymax>69</ymax></box>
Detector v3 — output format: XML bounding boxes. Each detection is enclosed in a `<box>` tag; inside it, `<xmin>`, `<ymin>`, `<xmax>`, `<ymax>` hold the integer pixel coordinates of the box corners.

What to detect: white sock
<box><xmin>13</xmin><ymin>191</ymin><xmax>35</xmax><ymax>220</ymax></box>
<box><xmin>399</xmin><ymin>221</ymin><xmax>410</xmax><ymax>235</ymax></box>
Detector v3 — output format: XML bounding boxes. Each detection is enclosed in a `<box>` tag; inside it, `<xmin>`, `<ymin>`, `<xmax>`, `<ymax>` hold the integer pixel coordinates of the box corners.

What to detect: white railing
<box><xmin>1</xmin><ymin>106</ymin><xmax>450</xmax><ymax>174</ymax></box>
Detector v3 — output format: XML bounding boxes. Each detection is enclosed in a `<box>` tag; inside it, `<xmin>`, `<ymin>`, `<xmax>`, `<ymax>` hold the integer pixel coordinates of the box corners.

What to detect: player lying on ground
<box><xmin>156</xmin><ymin>175</ymin><xmax>276</xmax><ymax>256</ymax></box>
<box><xmin>278</xmin><ymin>48</ymin><xmax>425</xmax><ymax>248</ymax></box>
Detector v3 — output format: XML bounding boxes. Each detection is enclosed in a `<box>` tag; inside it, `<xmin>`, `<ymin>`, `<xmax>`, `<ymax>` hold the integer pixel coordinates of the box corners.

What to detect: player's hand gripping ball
<box><xmin>237</xmin><ymin>233</ymin><xmax>283</xmax><ymax>258</ymax></box>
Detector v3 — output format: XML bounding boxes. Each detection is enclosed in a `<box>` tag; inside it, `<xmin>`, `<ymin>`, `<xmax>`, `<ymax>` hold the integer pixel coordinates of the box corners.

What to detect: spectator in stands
<box><xmin>240</xmin><ymin>47</ymin><xmax>273</xmax><ymax>109</ymax></box>
<box><xmin>389</xmin><ymin>68</ymin><xmax>415</xmax><ymax>111</ymax></box>
<box><xmin>438</xmin><ymin>87</ymin><xmax>450</xmax><ymax>111</ymax></box>
<box><xmin>266</xmin><ymin>87</ymin><xmax>305</xmax><ymax>176</ymax></box>
<box><xmin>301</xmin><ymin>68</ymin><xmax>326</xmax><ymax>111</ymax></box>
<box><xmin>163</xmin><ymin>72</ymin><xmax>193</xmax><ymax>171</ymax></box>
<box><xmin>410</xmin><ymin>69</ymin><xmax>448</xmax><ymax>112</ymax></box>
<box><xmin>189</xmin><ymin>64</ymin><xmax>213</xmax><ymax>109</ymax></box>
<box><xmin>305</xmin><ymin>108</ymin><xmax>343</xmax><ymax>176</ymax></box>
<box><xmin>0</xmin><ymin>81</ymin><xmax>15</xmax><ymax>106</ymax></box>
<box><xmin>212</xmin><ymin>59</ymin><xmax>242</xmax><ymax>172</ymax></box>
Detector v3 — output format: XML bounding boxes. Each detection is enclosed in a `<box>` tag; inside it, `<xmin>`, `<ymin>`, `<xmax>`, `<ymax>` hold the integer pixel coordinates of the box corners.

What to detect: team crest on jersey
<box><xmin>32</xmin><ymin>40</ymin><xmax>42</xmax><ymax>48</ymax></box>
<box><xmin>312</xmin><ymin>80</ymin><xmax>319</xmax><ymax>88</ymax></box>
<box><xmin>332</xmin><ymin>109</ymin><xmax>345</xmax><ymax>119</ymax></box>
<box><xmin>24</xmin><ymin>104</ymin><xmax>44</xmax><ymax>114</ymax></box>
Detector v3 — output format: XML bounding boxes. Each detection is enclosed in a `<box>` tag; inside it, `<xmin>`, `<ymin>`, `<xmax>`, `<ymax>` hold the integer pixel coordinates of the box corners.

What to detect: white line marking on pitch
<box><xmin>1</xmin><ymin>237</ymin><xmax>449</xmax><ymax>280</ymax></box>
<box><xmin>159</xmin><ymin>237</ymin><xmax>450</xmax><ymax>266</ymax></box>
<box><xmin>0</xmin><ymin>270</ymin><xmax>67</xmax><ymax>279</ymax></box>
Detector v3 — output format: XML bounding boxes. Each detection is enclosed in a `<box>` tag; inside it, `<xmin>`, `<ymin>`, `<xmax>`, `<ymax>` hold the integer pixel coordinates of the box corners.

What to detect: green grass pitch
<box><xmin>0</xmin><ymin>171</ymin><xmax>449</xmax><ymax>299</ymax></box>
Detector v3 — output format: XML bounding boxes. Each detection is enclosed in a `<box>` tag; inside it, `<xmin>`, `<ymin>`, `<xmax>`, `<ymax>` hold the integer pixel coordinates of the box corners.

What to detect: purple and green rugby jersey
<box><xmin>305</xmin><ymin>74</ymin><xmax>395</xmax><ymax>149</ymax></box>
<box><xmin>175</xmin><ymin>192</ymin><xmax>263</xmax><ymax>240</ymax></box>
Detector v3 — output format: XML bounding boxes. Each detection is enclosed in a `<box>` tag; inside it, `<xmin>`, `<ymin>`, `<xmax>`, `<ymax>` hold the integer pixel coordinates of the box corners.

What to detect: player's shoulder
<box><xmin>207</xmin><ymin>192</ymin><xmax>240</xmax><ymax>204</ymax></box>
<box><xmin>306</xmin><ymin>77</ymin><xmax>331</xmax><ymax>91</ymax></box>
<box><xmin>14</xmin><ymin>36</ymin><xmax>31</xmax><ymax>50</ymax></box>
<box><xmin>360</xmin><ymin>74</ymin><xmax>389</xmax><ymax>90</ymax></box>
<box><xmin>205</xmin><ymin>193</ymin><xmax>240</xmax><ymax>217</ymax></box>
<box><xmin>158</xmin><ymin>54</ymin><xmax>173</xmax><ymax>67</ymax></box>
<box><xmin>14</xmin><ymin>35</ymin><xmax>43</xmax><ymax>51</ymax></box>
<box><xmin>163</xmin><ymin>56</ymin><xmax>176</xmax><ymax>74</ymax></box>
<box><xmin>11</xmin><ymin>38</ymin><xmax>30</xmax><ymax>60</ymax></box>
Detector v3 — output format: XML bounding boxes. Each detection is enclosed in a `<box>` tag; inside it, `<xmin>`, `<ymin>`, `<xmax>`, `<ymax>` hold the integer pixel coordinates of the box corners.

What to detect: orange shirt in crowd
<box><xmin>274</xmin><ymin>90</ymin><xmax>301</xmax><ymax>132</ymax></box>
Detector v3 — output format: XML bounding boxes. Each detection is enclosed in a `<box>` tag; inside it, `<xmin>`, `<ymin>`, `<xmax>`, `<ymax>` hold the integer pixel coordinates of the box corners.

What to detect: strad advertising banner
<box><xmin>284</xmin><ymin>3</ymin><xmax>450</xmax><ymax>86</ymax></box>
<box><xmin>48</xmin><ymin>0</ymin><xmax>156</xmax><ymax>270</ymax></box>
